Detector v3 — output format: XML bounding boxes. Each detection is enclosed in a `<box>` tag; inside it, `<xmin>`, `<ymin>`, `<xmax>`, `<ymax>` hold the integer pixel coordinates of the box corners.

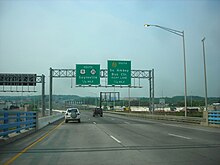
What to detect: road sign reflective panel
<box><xmin>76</xmin><ymin>64</ymin><xmax>100</xmax><ymax>85</ymax></box>
<box><xmin>108</xmin><ymin>60</ymin><xmax>131</xmax><ymax>85</ymax></box>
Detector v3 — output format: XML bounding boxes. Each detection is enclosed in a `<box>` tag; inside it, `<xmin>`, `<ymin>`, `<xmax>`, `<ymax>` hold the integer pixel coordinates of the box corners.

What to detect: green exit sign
<box><xmin>108</xmin><ymin>60</ymin><xmax>131</xmax><ymax>85</ymax></box>
<box><xmin>76</xmin><ymin>64</ymin><xmax>100</xmax><ymax>85</ymax></box>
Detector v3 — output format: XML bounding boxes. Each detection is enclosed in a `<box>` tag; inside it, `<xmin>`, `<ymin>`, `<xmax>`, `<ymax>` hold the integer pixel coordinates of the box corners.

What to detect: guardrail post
<box><xmin>25</xmin><ymin>112</ymin><xmax>30</xmax><ymax>130</ymax></box>
<box><xmin>29</xmin><ymin>112</ymin><xmax>33</xmax><ymax>129</ymax></box>
<box><xmin>31</xmin><ymin>112</ymin><xmax>35</xmax><ymax>128</ymax></box>
<box><xmin>35</xmin><ymin>111</ymin><xmax>39</xmax><ymax>130</ymax></box>
<box><xmin>3</xmin><ymin>111</ymin><xmax>9</xmax><ymax>138</ymax></box>
<box><xmin>16</xmin><ymin>112</ymin><xmax>21</xmax><ymax>133</ymax></box>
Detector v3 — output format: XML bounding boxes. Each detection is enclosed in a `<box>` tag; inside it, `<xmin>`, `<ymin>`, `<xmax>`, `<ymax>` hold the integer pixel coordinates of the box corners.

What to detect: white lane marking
<box><xmin>93</xmin><ymin>122</ymin><xmax>96</xmax><ymax>124</ymax></box>
<box><xmin>168</xmin><ymin>133</ymin><xmax>192</xmax><ymax>140</ymax></box>
<box><xmin>111</xmin><ymin>118</ymin><xmax>115</xmax><ymax>120</ymax></box>
<box><xmin>124</xmin><ymin>121</ymin><xmax>130</xmax><ymax>124</ymax></box>
<box><xmin>110</xmin><ymin>135</ymin><xmax>121</xmax><ymax>143</ymax></box>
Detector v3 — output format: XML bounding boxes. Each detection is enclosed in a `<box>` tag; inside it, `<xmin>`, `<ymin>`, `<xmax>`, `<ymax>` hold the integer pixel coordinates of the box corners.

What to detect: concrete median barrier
<box><xmin>37</xmin><ymin>113</ymin><xmax>64</xmax><ymax>129</ymax></box>
<box><xmin>105</xmin><ymin>111</ymin><xmax>205</xmax><ymax>124</ymax></box>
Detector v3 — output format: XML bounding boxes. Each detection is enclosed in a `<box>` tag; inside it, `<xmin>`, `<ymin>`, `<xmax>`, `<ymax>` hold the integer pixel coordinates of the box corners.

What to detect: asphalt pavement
<box><xmin>1</xmin><ymin>110</ymin><xmax>220</xmax><ymax>165</ymax></box>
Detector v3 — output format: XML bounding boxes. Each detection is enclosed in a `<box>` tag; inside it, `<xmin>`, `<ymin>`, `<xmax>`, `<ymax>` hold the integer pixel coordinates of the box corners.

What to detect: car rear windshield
<box><xmin>67</xmin><ymin>109</ymin><xmax>77</xmax><ymax>113</ymax></box>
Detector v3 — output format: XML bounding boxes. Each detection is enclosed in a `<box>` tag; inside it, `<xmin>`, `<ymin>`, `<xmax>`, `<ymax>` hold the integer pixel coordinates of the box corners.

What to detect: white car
<box><xmin>65</xmin><ymin>108</ymin><xmax>81</xmax><ymax>123</ymax></box>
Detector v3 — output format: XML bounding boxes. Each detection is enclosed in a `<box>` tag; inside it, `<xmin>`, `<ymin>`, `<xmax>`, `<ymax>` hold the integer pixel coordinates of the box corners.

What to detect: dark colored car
<box><xmin>93</xmin><ymin>107</ymin><xmax>103</xmax><ymax>117</ymax></box>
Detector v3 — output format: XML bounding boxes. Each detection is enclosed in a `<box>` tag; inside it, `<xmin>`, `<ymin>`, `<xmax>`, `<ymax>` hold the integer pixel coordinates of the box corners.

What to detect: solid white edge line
<box><xmin>110</xmin><ymin>135</ymin><xmax>121</xmax><ymax>143</ymax></box>
<box><xmin>168</xmin><ymin>133</ymin><xmax>192</xmax><ymax>140</ymax></box>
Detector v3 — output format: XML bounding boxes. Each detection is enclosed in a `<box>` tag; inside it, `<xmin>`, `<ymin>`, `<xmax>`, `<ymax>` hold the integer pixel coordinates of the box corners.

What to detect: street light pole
<box><xmin>182</xmin><ymin>31</ymin><xmax>188</xmax><ymax>117</ymax></box>
<box><xmin>144</xmin><ymin>24</ymin><xmax>188</xmax><ymax>117</ymax></box>
<box><xmin>202</xmin><ymin>37</ymin><xmax>208</xmax><ymax>111</ymax></box>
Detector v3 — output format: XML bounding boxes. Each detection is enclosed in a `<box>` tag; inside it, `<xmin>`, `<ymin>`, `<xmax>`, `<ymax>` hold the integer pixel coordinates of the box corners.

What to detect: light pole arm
<box><xmin>144</xmin><ymin>24</ymin><xmax>183</xmax><ymax>37</ymax></box>
<box><xmin>144</xmin><ymin>23</ymin><xmax>188</xmax><ymax>116</ymax></box>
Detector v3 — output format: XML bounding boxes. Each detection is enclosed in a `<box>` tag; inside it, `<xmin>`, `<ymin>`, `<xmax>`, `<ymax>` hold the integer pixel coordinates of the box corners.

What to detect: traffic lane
<box><xmin>103</xmin><ymin>112</ymin><xmax>220</xmax><ymax>133</ymax></box>
<box><xmin>90</xmin><ymin>112</ymin><xmax>220</xmax><ymax>165</ymax></box>
<box><xmin>2</xmin><ymin>111</ymin><xmax>220</xmax><ymax>165</ymax></box>
<box><xmin>0</xmin><ymin>119</ymin><xmax>64</xmax><ymax>165</ymax></box>
<box><xmin>101</xmin><ymin>112</ymin><xmax>220</xmax><ymax>144</ymax></box>
<box><xmin>83</xmin><ymin>111</ymin><xmax>220</xmax><ymax>149</ymax></box>
<box><xmin>77</xmin><ymin>111</ymin><xmax>220</xmax><ymax>164</ymax></box>
<box><xmin>0</xmin><ymin>109</ymin><xmax>114</xmax><ymax>162</ymax></box>
<box><xmin>6</xmin><ymin>112</ymin><xmax>151</xmax><ymax>165</ymax></box>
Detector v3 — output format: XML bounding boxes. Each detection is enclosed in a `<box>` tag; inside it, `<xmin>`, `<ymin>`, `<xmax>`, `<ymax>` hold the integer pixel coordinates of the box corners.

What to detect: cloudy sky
<box><xmin>0</xmin><ymin>0</ymin><xmax>220</xmax><ymax>98</ymax></box>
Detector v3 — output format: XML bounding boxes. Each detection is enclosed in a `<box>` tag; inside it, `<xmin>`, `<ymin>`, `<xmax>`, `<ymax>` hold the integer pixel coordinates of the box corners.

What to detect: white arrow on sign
<box><xmin>90</xmin><ymin>69</ymin><xmax>96</xmax><ymax>75</ymax></box>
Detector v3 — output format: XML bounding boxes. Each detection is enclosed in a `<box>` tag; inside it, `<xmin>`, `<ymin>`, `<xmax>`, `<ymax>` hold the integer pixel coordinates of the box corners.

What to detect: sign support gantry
<box><xmin>0</xmin><ymin>74</ymin><xmax>46</xmax><ymax>117</ymax></box>
<box><xmin>49</xmin><ymin>68</ymin><xmax>154</xmax><ymax>115</ymax></box>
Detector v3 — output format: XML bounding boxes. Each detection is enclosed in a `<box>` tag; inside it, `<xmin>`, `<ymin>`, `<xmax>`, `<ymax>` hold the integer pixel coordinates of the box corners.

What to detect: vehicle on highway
<box><xmin>93</xmin><ymin>107</ymin><xmax>103</xmax><ymax>117</ymax></box>
<box><xmin>65</xmin><ymin>108</ymin><xmax>81</xmax><ymax>123</ymax></box>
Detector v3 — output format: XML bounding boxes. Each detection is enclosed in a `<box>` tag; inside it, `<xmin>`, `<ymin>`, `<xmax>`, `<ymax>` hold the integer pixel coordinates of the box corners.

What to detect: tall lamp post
<box><xmin>144</xmin><ymin>24</ymin><xmax>188</xmax><ymax>117</ymax></box>
<box><xmin>202</xmin><ymin>37</ymin><xmax>208</xmax><ymax>111</ymax></box>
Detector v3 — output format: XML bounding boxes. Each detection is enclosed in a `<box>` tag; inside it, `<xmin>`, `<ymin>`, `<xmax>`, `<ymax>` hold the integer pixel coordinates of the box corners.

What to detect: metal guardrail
<box><xmin>208</xmin><ymin>110</ymin><xmax>220</xmax><ymax>125</ymax></box>
<box><xmin>0</xmin><ymin>110</ymin><xmax>37</xmax><ymax>138</ymax></box>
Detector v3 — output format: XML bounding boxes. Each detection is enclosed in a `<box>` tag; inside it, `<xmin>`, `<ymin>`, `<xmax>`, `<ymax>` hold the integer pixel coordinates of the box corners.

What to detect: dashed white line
<box><xmin>110</xmin><ymin>135</ymin><xmax>121</xmax><ymax>143</ymax></box>
<box><xmin>124</xmin><ymin>121</ymin><xmax>130</xmax><ymax>124</ymax></box>
<box><xmin>168</xmin><ymin>133</ymin><xmax>192</xmax><ymax>140</ymax></box>
<box><xmin>93</xmin><ymin>122</ymin><xmax>96</xmax><ymax>124</ymax></box>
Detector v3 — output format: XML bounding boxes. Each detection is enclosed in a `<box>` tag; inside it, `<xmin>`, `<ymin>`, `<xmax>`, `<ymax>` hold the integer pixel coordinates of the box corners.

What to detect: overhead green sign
<box><xmin>76</xmin><ymin>64</ymin><xmax>100</xmax><ymax>85</ymax></box>
<box><xmin>108</xmin><ymin>60</ymin><xmax>131</xmax><ymax>85</ymax></box>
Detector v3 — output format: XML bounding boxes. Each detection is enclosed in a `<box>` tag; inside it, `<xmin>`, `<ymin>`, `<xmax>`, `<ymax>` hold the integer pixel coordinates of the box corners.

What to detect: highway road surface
<box><xmin>1</xmin><ymin>110</ymin><xmax>220</xmax><ymax>165</ymax></box>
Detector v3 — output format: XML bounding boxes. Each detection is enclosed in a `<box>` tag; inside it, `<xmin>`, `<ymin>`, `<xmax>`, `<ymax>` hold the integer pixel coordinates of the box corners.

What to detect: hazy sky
<box><xmin>0</xmin><ymin>0</ymin><xmax>220</xmax><ymax>98</ymax></box>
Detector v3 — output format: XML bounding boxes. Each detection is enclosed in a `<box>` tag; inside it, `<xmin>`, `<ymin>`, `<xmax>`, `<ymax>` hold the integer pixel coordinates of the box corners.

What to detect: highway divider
<box><xmin>37</xmin><ymin>112</ymin><xmax>64</xmax><ymax>129</ymax></box>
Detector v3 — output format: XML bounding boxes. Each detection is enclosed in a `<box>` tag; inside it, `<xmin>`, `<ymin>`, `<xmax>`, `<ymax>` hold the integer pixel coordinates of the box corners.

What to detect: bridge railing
<box><xmin>208</xmin><ymin>110</ymin><xmax>220</xmax><ymax>125</ymax></box>
<box><xmin>0</xmin><ymin>110</ymin><xmax>37</xmax><ymax>138</ymax></box>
